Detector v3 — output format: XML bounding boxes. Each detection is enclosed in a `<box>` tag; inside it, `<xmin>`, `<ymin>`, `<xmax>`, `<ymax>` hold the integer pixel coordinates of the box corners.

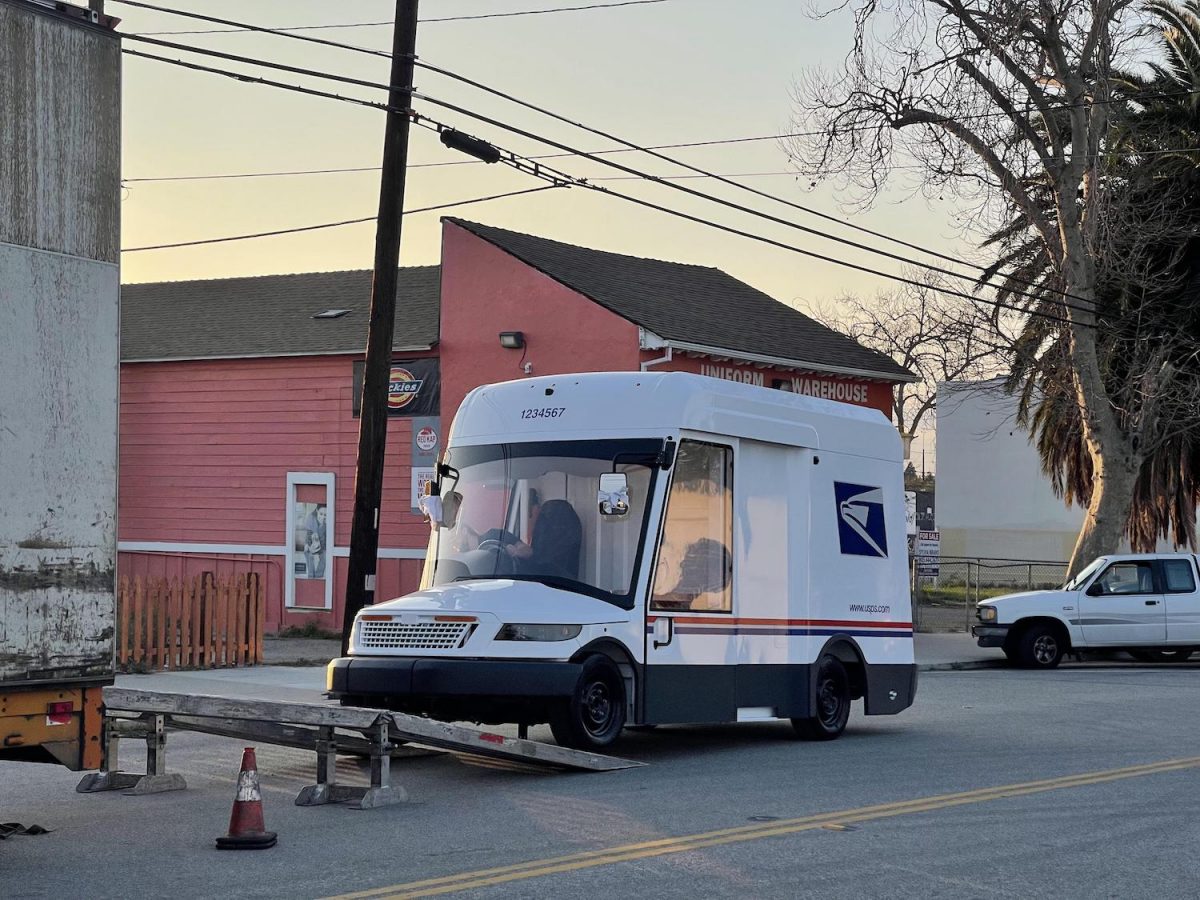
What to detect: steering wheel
<box><xmin>477</xmin><ymin>539</ymin><xmax>505</xmax><ymax>552</ymax></box>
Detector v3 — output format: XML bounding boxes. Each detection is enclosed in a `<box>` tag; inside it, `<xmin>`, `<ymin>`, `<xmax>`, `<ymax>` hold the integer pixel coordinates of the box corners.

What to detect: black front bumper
<box><xmin>327</xmin><ymin>656</ymin><xmax>582</xmax><ymax>723</ymax></box>
<box><xmin>971</xmin><ymin>624</ymin><xmax>1010</xmax><ymax>648</ymax></box>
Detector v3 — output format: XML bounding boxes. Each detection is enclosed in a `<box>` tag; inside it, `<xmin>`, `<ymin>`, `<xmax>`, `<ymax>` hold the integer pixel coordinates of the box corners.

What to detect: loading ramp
<box><xmin>78</xmin><ymin>687</ymin><xmax>644</xmax><ymax>809</ymax></box>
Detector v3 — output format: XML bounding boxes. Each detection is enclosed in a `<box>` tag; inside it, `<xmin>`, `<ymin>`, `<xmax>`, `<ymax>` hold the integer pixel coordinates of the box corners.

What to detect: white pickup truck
<box><xmin>972</xmin><ymin>554</ymin><xmax>1200</xmax><ymax>668</ymax></box>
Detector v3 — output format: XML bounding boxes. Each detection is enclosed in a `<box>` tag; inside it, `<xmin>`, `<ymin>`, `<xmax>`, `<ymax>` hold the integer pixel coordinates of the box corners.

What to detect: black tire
<box><xmin>791</xmin><ymin>655</ymin><xmax>851</xmax><ymax>741</ymax></box>
<box><xmin>1131</xmin><ymin>647</ymin><xmax>1194</xmax><ymax>663</ymax></box>
<box><xmin>550</xmin><ymin>656</ymin><xmax>627</xmax><ymax>751</ymax></box>
<box><xmin>1016</xmin><ymin>623</ymin><xmax>1065</xmax><ymax>669</ymax></box>
<box><xmin>1003</xmin><ymin>646</ymin><xmax>1021</xmax><ymax>664</ymax></box>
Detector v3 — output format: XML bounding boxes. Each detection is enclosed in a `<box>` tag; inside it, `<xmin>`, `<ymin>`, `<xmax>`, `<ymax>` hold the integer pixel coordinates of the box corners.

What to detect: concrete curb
<box><xmin>259</xmin><ymin>658</ymin><xmax>334</xmax><ymax>668</ymax></box>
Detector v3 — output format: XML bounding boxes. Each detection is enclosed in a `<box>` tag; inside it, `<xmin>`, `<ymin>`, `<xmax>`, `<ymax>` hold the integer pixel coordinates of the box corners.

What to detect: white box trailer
<box><xmin>330</xmin><ymin>372</ymin><xmax>916</xmax><ymax>749</ymax></box>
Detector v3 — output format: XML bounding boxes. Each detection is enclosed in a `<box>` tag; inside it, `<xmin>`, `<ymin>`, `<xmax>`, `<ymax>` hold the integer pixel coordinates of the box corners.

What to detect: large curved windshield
<box><xmin>425</xmin><ymin>439</ymin><xmax>661</xmax><ymax>607</ymax></box>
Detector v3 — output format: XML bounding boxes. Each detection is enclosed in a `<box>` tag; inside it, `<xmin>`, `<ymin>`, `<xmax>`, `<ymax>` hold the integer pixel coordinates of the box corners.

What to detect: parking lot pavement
<box><xmin>3</xmin><ymin>666</ymin><xmax>1199</xmax><ymax>900</ymax></box>
<box><xmin>114</xmin><ymin>664</ymin><xmax>328</xmax><ymax>701</ymax></box>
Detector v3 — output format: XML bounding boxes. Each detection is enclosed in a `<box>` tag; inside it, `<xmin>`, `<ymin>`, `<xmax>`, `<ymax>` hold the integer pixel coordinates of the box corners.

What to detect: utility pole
<box><xmin>342</xmin><ymin>0</ymin><xmax>420</xmax><ymax>654</ymax></box>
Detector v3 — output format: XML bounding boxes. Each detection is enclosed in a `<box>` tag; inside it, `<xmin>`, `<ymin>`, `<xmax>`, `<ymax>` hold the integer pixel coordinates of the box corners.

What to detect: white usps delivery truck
<box><xmin>329</xmin><ymin>372</ymin><xmax>916</xmax><ymax>750</ymax></box>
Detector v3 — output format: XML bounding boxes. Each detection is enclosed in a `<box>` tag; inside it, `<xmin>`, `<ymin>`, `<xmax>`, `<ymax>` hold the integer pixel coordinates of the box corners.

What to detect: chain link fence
<box><xmin>912</xmin><ymin>557</ymin><xmax>1069</xmax><ymax>633</ymax></box>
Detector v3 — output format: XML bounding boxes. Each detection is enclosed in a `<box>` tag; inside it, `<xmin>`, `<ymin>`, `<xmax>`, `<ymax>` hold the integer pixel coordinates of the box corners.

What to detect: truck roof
<box><xmin>451</xmin><ymin>371</ymin><xmax>901</xmax><ymax>462</ymax></box>
<box><xmin>1091</xmin><ymin>553</ymin><xmax>1200</xmax><ymax>562</ymax></box>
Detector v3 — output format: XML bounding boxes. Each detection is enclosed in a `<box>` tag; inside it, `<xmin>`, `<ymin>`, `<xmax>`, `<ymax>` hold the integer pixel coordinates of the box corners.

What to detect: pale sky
<box><xmin>115</xmin><ymin>0</ymin><xmax>960</xmax><ymax>464</ymax></box>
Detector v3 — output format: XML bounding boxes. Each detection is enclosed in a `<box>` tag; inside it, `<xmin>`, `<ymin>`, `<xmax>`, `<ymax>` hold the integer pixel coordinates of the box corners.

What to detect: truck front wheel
<box><xmin>1015</xmin><ymin>623</ymin><xmax>1065</xmax><ymax>669</ymax></box>
<box><xmin>550</xmin><ymin>656</ymin><xmax>627</xmax><ymax>751</ymax></box>
<box><xmin>792</xmin><ymin>655</ymin><xmax>850</xmax><ymax>741</ymax></box>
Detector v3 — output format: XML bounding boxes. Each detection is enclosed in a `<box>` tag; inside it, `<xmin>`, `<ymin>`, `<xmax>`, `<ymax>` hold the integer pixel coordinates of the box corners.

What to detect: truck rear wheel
<box><xmin>550</xmin><ymin>655</ymin><xmax>626</xmax><ymax>751</ymax></box>
<box><xmin>792</xmin><ymin>655</ymin><xmax>850</xmax><ymax>741</ymax></box>
<box><xmin>1016</xmin><ymin>623</ymin><xmax>1065</xmax><ymax>669</ymax></box>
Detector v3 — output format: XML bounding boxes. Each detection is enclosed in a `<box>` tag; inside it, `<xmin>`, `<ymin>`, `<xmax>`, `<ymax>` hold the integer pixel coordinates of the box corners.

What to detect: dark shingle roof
<box><xmin>447</xmin><ymin>218</ymin><xmax>914</xmax><ymax>381</ymax></box>
<box><xmin>120</xmin><ymin>267</ymin><xmax>440</xmax><ymax>361</ymax></box>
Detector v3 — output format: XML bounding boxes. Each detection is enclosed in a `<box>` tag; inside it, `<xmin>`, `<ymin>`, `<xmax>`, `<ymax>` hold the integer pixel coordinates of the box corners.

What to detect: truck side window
<box><xmin>650</xmin><ymin>441</ymin><xmax>733</xmax><ymax>613</ymax></box>
<box><xmin>1162</xmin><ymin>560</ymin><xmax>1196</xmax><ymax>593</ymax></box>
<box><xmin>1093</xmin><ymin>562</ymin><xmax>1155</xmax><ymax>595</ymax></box>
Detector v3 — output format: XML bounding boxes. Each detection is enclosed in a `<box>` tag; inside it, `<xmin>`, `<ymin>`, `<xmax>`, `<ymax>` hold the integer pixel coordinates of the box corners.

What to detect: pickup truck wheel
<box><xmin>1017</xmin><ymin>624</ymin><xmax>1065</xmax><ymax>669</ymax></box>
<box><xmin>792</xmin><ymin>655</ymin><xmax>850</xmax><ymax>741</ymax></box>
<box><xmin>550</xmin><ymin>656</ymin><xmax>626</xmax><ymax>751</ymax></box>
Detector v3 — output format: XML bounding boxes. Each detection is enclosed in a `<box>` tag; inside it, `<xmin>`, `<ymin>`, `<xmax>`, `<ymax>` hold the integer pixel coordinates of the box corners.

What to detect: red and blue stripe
<box><xmin>645</xmin><ymin>616</ymin><xmax>913</xmax><ymax>639</ymax></box>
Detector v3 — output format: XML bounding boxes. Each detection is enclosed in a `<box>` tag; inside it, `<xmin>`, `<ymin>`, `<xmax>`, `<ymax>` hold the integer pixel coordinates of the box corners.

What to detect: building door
<box><xmin>642</xmin><ymin>440</ymin><xmax>735</xmax><ymax>723</ymax></box>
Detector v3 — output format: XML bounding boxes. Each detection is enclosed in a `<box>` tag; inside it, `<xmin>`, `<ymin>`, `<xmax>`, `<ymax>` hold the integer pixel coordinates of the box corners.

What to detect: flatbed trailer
<box><xmin>78</xmin><ymin>687</ymin><xmax>643</xmax><ymax>809</ymax></box>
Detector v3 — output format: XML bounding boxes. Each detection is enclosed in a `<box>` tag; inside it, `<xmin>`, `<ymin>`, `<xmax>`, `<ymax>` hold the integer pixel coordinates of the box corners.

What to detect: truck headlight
<box><xmin>496</xmin><ymin>623</ymin><xmax>582</xmax><ymax>642</ymax></box>
<box><xmin>978</xmin><ymin>606</ymin><xmax>997</xmax><ymax>623</ymax></box>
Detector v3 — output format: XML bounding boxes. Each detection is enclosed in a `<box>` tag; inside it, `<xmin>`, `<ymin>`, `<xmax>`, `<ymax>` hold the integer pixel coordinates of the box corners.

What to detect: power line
<box><xmin>124</xmin><ymin>164</ymin><xmax>801</xmax><ymax>185</ymax></box>
<box><xmin>112</xmin><ymin>8</ymin><xmax>1120</xmax><ymax>311</ymax></box>
<box><xmin>122</xmin><ymin>138</ymin><xmax>809</xmax><ymax>182</ymax></box>
<box><xmin>423</xmin><ymin>0</ymin><xmax>672</xmax><ymax>23</ymax></box>
<box><xmin>113</xmin><ymin>2</ymin><xmax>1200</xmax><ymax>128</ymax></box>
<box><xmin>120</xmin><ymin>33</ymin><xmax>1092</xmax><ymax>316</ymax></box>
<box><xmin>120</xmin><ymin>186</ymin><xmax>564</xmax><ymax>251</ymax></box>
<box><xmin>121</xmin><ymin>46</ymin><xmax>404</xmax><ymax>117</ymax></box>
<box><xmin>129</xmin><ymin>0</ymin><xmax>672</xmax><ymax>36</ymax></box>
<box><xmin>121</xmin><ymin>47</ymin><xmax>1092</xmax><ymax>330</ymax></box>
<box><xmin>406</xmin><ymin>89</ymin><xmax>1100</xmax><ymax>318</ymax></box>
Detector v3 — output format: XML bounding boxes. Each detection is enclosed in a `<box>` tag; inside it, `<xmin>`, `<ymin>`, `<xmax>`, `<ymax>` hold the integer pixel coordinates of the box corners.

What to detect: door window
<box><xmin>1162</xmin><ymin>560</ymin><xmax>1197</xmax><ymax>593</ymax></box>
<box><xmin>650</xmin><ymin>442</ymin><xmax>733</xmax><ymax>612</ymax></box>
<box><xmin>1091</xmin><ymin>562</ymin><xmax>1155</xmax><ymax>596</ymax></box>
<box><xmin>286</xmin><ymin>472</ymin><xmax>335</xmax><ymax>610</ymax></box>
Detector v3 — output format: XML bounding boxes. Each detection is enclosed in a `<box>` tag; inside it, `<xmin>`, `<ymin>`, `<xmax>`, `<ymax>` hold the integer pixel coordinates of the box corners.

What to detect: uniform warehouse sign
<box><xmin>698</xmin><ymin>363</ymin><xmax>871</xmax><ymax>405</ymax></box>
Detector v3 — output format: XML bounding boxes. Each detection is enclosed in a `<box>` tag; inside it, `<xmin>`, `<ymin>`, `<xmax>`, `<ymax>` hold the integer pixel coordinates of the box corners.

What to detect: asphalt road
<box><xmin>3</xmin><ymin>666</ymin><xmax>1199</xmax><ymax>899</ymax></box>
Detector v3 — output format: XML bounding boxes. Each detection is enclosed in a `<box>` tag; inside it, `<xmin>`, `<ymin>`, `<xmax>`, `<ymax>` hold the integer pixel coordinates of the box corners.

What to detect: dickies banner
<box><xmin>352</xmin><ymin>357</ymin><xmax>440</xmax><ymax>417</ymax></box>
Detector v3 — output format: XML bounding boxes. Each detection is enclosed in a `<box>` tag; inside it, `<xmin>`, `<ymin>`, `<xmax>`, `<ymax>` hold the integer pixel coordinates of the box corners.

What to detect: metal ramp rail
<box><xmin>77</xmin><ymin>687</ymin><xmax>643</xmax><ymax>809</ymax></box>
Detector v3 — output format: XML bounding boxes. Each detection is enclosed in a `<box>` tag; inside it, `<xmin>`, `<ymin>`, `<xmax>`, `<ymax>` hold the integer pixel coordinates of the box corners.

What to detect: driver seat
<box><xmin>528</xmin><ymin>500</ymin><xmax>582</xmax><ymax>579</ymax></box>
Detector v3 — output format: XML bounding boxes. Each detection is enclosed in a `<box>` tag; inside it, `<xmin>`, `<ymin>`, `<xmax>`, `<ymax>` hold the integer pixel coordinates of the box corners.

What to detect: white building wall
<box><xmin>936</xmin><ymin>380</ymin><xmax>1083</xmax><ymax>562</ymax></box>
<box><xmin>937</xmin><ymin>380</ymin><xmax>1190</xmax><ymax>562</ymax></box>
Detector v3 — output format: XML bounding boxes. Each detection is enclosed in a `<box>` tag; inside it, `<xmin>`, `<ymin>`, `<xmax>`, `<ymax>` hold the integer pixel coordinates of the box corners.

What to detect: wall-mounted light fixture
<box><xmin>498</xmin><ymin>331</ymin><xmax>525</xmax><ymax>350</ymax></box>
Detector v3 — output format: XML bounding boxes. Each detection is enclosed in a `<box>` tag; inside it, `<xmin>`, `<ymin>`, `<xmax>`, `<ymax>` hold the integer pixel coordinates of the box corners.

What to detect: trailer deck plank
<box><xmin>100</xmin><ymin>687</ymin><xmax>645</xmax><ymax>772</ymax></box>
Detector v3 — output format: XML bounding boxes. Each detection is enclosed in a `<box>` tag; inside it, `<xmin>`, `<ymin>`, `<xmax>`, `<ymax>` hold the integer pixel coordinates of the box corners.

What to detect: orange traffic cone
<box><xmin>216</xmin><ymin>747</ymin><xmax>277</xmax><ymax>850</ymax></box>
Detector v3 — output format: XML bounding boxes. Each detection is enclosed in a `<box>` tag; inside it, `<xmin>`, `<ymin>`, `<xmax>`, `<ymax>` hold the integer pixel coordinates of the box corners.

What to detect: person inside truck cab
<box><xmin>502</xmin><ymin>499</ymin><xmax>583</xmax><ymax>580</ymax></box>
<box><xmin>448</xmin><ymin>494</ymin><xmax>583</xmax><ymax>581</ymax></box>
<box><xmin>652</xmin><ymin>537</ymin><xmax>731</xmax><ymax>611</ymax></box>
<box><xmin>650</xmin><ymin>441</ymin><xmax>734</xmax><ymax>612</ymax></box>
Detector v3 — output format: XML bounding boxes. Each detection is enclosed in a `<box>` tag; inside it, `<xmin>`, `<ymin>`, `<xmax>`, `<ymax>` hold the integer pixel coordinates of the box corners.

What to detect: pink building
<box><xmin>118</xmin><ymin>219</ymin><xmax>914</xmax><ymax>632</ymax></box>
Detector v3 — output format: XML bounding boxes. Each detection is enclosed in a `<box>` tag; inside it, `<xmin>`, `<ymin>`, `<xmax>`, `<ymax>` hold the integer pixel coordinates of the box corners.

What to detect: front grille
<box><xmin>359</xmin><ymin>620</ymin><xmax>471</xmax><ymax>650</ymax></box>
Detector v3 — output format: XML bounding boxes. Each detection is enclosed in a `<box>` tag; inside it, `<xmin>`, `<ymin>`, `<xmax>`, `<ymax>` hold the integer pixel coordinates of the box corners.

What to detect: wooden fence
<box><xmin>116</xmin><ymin>573</ymin><xmax>264</xmax><ymax>672</ymax></box>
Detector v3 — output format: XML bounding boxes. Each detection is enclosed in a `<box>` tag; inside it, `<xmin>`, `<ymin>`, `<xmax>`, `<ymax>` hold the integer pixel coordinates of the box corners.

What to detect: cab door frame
<box><xmin>640</xmin><ymin>435</ymin><xmax>737</xmax><ymax>724</ymax></box>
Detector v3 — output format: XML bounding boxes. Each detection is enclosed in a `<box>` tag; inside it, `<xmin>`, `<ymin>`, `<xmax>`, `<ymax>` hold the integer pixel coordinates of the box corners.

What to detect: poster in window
<box><xmin>293</xmin><ymin>500</ymin><xmax>329</xmax><ymax>581</ymax></box>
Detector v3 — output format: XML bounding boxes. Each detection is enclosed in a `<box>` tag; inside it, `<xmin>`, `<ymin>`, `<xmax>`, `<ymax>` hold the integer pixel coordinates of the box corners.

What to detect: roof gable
<box><xmin>445</xmin><ymin>218</ymin><xmax>913</xmax><ymax>381</ymax></box>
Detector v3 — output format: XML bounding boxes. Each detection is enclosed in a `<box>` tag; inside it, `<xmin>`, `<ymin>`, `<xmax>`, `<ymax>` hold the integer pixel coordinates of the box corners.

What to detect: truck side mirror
<box><xmin>440</xmin><ymin>491</ymin><xmax>461</xmax><ymax>529</ymax></box>
<box><xmin>598</xmin><ymin>472</ymin><xmax>630</xmax><ymax>517</ymax></box>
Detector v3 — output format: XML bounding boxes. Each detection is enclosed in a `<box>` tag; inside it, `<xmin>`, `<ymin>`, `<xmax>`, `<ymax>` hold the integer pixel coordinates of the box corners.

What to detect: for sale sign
<box><xmin>916</xmin><ymin>529</ymin><xmax>940</xmax><ymax>576</ymax></box>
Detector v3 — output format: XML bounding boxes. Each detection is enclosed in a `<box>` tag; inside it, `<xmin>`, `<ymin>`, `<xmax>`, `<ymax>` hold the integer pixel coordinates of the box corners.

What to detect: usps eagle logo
<box><xmin>834</xmin><ymin>482</ymin><xmax>888</xmax><ymax>558</ymax></box>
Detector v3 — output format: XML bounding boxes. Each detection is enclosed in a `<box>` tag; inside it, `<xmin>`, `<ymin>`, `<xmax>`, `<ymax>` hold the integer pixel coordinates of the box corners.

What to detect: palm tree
<box><xmin>983</xmin><ymin>1</ymin><xmax>1200</xmax><ymax>552</ymax></box>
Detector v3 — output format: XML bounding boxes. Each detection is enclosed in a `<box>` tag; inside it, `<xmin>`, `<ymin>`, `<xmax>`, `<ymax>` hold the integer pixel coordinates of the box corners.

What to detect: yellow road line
<box><xmin>325</xmin><ymin>755</ymin><xmax>1200</xmax><ymax>900</ymax></box>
